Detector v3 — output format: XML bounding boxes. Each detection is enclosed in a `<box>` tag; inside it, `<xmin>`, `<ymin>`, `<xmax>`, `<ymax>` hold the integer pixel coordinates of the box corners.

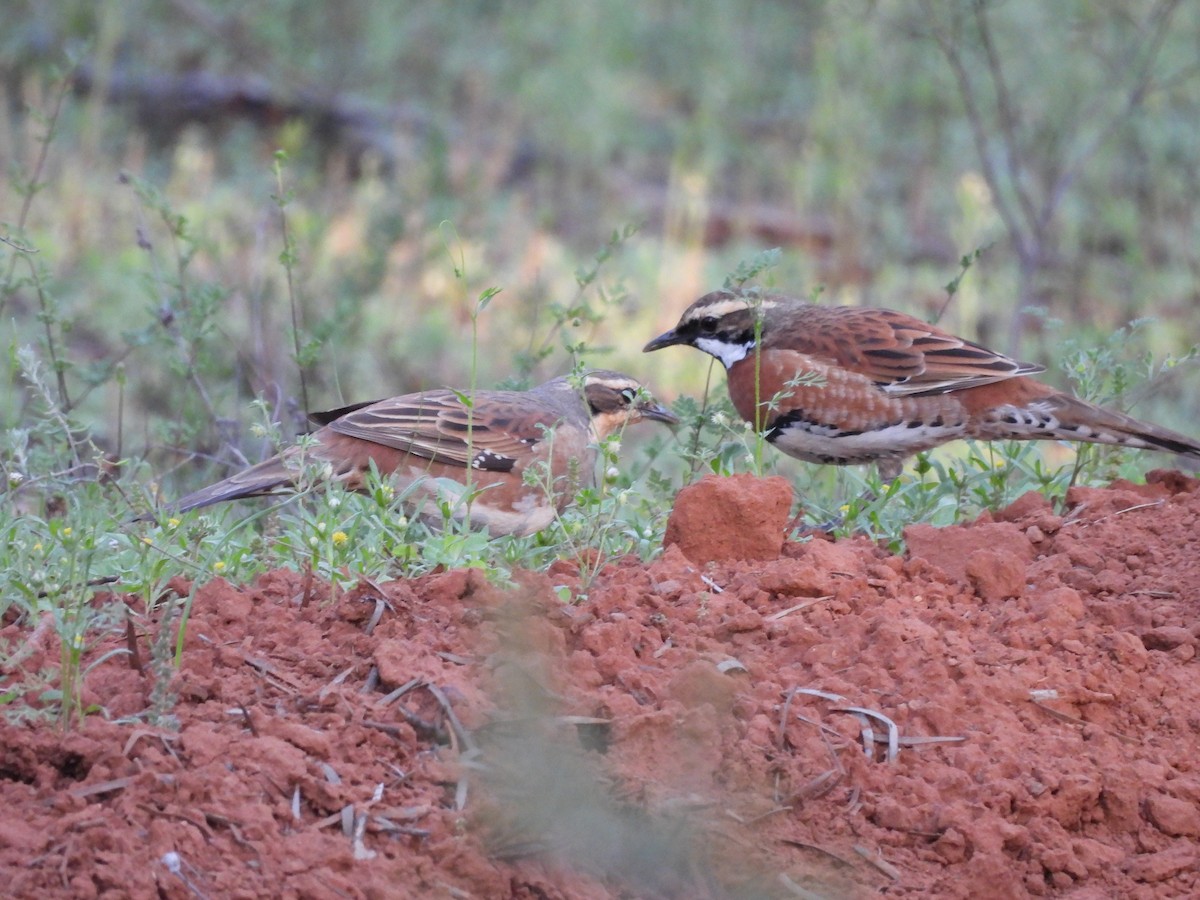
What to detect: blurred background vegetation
<box><xmin>3</xmin><ymin>0</ymin><xmax>1199</xmax><ymax>505</ymax></box>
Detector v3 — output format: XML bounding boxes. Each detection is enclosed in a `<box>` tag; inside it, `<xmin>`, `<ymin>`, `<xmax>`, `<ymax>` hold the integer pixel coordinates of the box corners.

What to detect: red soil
<box><xmin>2</xmin><ymin>470</ymin><xmax>1200</xmax><ymax>898</ymax></box>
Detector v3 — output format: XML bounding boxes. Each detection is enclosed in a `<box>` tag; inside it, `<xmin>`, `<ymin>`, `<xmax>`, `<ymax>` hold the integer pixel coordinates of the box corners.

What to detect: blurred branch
<box><xmin>28</xmin><ymin>262</ymin><xmax>72</xmax><ymax>412</ymax></box>
<box><xmin>1044</xmin><ymin>0</ymin><xmax>1187</xmax><ymax>228</ymax></box>
<box><xmin>1</xmin><ymin>63</ymin><xmax>74</xmax><ymax>316</ymax></box>
<box><xmin>166</xmin><ymin>0</ymin><xmax>273</xmax><ymax>72</ymax></box>
<box><xmin>123</xmin><ymin>176</ymin><xmax>222</xmax><ymax>429</ymax></box>
<box><xmin>973</xmin><ymin>0</ymin><xmax>1039</xmax><ymax>236</ymax></box>
<box><xmin>273</xmin><ymin>155</ymin><xmax>311</xmax><ymax>418</ymax></box>
<box><xmin>69</xmin><ymin>63</ymin><xmax>428</xmax><ymax>178</ymax></box>
<box><xmin>922</xmin><ymin>0</ymin><xmax>1189</xmax><ymax>354</ymax></box>
<box><xmin>922</xmin><ymin>3</ymin><xmax>1031</xmax><ymax>265</ymax></box>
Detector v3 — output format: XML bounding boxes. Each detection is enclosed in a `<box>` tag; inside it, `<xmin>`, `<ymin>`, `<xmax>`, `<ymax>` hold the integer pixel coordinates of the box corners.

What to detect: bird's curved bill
<box><xmin>643</xmin><ymin>330</ymin><xmax>683</xmax><ymax>352</ymax></box>
<box><xmin>637</xmin><ymin>400</ymin><xmax>680</xmax><ymax>425</ymax></box>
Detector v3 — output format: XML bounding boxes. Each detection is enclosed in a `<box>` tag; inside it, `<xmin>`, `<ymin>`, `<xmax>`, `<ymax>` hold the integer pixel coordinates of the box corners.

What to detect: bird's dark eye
<box><xmin>620</xmin><ymin>387</ymin><xmax>638</xmax><ymax>403</ymax></box>
<box><xmin>699</xmin><ymin>315</ymin><xmax>719</xmax><ymax>332</ymax></box>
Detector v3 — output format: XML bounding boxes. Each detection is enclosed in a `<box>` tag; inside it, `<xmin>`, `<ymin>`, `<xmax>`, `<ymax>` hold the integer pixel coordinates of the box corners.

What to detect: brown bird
<box><xmin>153</xmin><ymin>370</ymin><xmax>678</xmax><ymax>535</ymax></box>
<box><xmin>644</xmin><ymin>289</ymin><xmax>1200</xmax><ymax>479</ymax></box>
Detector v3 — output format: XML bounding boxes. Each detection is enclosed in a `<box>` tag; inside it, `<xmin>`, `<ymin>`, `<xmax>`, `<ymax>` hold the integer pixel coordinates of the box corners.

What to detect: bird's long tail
<box><xmin>168</xmin><ymin>454</ymin><xmax>298</xmax><ymax>515</ymax></box>
<box><xmin>982</xmin><ymin>393</ymin><xmax>1200</xmax><ymax>461</ymax></box>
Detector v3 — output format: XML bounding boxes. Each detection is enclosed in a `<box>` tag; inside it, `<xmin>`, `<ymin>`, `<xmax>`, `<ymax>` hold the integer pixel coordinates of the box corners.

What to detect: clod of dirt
<box><xmin>663</xmin><ymin>473</ymin><xmax>792</xmax><ymax>563</ymax></box>
<box><xmin>904</xmin><ymin>520</ymin><xmax>1035</xmax><ymax>586</ymax></box>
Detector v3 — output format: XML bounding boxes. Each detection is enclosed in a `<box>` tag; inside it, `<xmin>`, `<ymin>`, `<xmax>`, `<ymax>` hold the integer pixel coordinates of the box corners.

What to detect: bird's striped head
<box><xmin>643</xmin><ymin>290</ymin><xmax>781</xmax><ymax>368</ymax></box>
<box><xmin>577</xmin><ymin>370</ymin><xmax>678</xmax><ymax>439</ymax></box>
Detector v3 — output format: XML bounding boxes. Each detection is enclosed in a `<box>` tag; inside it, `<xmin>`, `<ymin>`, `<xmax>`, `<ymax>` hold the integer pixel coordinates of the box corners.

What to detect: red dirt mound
<box><xmin>2</xmin><ymin>470</ymin><xmax>1199</xmax><ymax>898</ymax></box>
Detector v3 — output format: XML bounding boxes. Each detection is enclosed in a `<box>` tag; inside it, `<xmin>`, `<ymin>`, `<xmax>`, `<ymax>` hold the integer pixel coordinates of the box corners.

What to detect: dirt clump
<box><xmin>2</xmin><ymin>472</ymin><xmax>1200</xmax><ymax>898</ymax></box>
<box><xmin>664</xmin><ymin>472</ymin><xmax>794</xmax><ymax>563</ymax></box>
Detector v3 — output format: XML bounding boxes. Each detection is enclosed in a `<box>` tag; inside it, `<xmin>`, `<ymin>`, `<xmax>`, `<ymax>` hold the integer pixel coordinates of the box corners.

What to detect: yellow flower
<box><xmin>213</xmin><ymin>560</ymin><xmax>227</xmax><ymax>572</ymax></box>
<box><xmin>332</xmin><ymin>531</ymin><xmax>348</xmax><ymax>546</ymax></box>
<box><xmin>62</xmin><ymin>527</ymin><xmax>73</xmax><ymax>538</ymax></box>
<box><xmin>167</xmin><ymin>518</ymin><xmax>181</xmax><ymax>529</ymax></box>
<box><xmin>142</xmin><ymin>536</ymin><xmax>153</xmax><ymax>545</ymax></box>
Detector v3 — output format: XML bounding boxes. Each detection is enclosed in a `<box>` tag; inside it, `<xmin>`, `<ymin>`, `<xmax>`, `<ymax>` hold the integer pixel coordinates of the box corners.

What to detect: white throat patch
<box><xmin>695</xmin><ymin>336</ymin><xmax>754</xmax><ymax>368</ymax></box>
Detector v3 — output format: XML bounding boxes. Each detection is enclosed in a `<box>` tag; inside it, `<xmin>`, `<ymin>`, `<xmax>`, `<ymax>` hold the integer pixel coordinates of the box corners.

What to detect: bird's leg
<box><xmin>798</xmin><ymin>458</ymin><xmax>908</xmax><ymax>536</ymax></box>
<box><xmin>847</xmin><ymin>458</ymin><xmax>904</xmax><ymax>507</ymax></box>
<box><xmin>784</xmin><ymin>503</ymin><xmax>814</xmax><ymax>538</ymax></box>
<box><xmin>875</xmin><ymin>457</ymin><xmax>904</xmax><ymax>483</ymax></box>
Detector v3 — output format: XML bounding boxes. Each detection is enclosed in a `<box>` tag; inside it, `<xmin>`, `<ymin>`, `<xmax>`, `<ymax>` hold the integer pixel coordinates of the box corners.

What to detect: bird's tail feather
<box><xmin>171</xmin><ymin>455</ymin><xmax>297</xmax><ymax>514</ymax></box>
<box><xmin>1041</xmin><ymin>395</ymin><xmax>1200</xmax><ymax>459</ymax></box>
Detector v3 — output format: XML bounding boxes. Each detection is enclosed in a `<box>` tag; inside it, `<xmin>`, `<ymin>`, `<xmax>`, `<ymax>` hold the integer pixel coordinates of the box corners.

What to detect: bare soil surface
<box><xmin>3</xmin><ymin>470</ymin><xmax>1200</xmax><ymax>899</ymax></box>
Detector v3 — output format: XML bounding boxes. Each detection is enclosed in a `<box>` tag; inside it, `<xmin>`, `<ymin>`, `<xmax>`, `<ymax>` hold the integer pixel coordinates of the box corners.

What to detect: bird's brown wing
<box><xmin>792</xmin><ymin>306</ymin><xmax>1044</xmax><ymax>397</ymax></box>
<box><xmin>326</xmin><ymin>389</ymin><xmax>559</xmax><ymax>473</ymax></box>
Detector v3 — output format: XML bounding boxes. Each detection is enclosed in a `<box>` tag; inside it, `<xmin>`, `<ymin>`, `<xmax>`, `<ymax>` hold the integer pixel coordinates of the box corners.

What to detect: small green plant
<box><xmin>1</xmin><ymin>59</ymin><xmax>75</xmax><ymax>316</ymax></box>
<box><xmin>439</xmin><ymin>220</ymin><xmax>505</xmax><ymax>531</ymax></box>
<box><xmin>0</xmin><ymin>494</ymin><xmax>142</xmax><ymax>728</ymax></box>
<box><xmin>274</xmin><ymin>150</ymin><xmax>314</xmax><ymax>416</ymax></box>
<box><xmin>789</xmin><ymin>439</ymin><xmax>1070</xmax><ymax>552</ymax></box>
<box><xmin>514</xmin><ymin>223</ymin><xmax>642</xmax><ymax>378</ymax></box>
<box><xmin>932</xmin><ymin>247</ymin><xmax>987</xmax><ymax>323</ymax></box>
<box><xmin>726</xmin><ymin>251</ymin><xmax>776</xmax><ymax>475</ymax></box>
<box><xmin>1057</xmin><ymin>317</ymin><xmax>1200</xmax><ymax>489</ymax></box>
<box><xmin>144</xmin><ymin>587</ymin><xmax>183</xmax><ymax>729</ymax></box>
<box><xmin>120</xmin><ymin>172</ymin><xmax>235</xmax><ymax>459</ymax></box>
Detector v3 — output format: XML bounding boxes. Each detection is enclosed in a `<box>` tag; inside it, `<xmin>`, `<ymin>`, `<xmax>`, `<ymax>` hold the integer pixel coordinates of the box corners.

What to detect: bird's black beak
<box><xmin>643</xmin><ymin>329</ymin><xmax>684</xmax><ymax>353</ymax></box>
<box><xmin>636</xmin><ymin>400</ymin><xmax>680</xmax><ymax>425</ymax></box>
